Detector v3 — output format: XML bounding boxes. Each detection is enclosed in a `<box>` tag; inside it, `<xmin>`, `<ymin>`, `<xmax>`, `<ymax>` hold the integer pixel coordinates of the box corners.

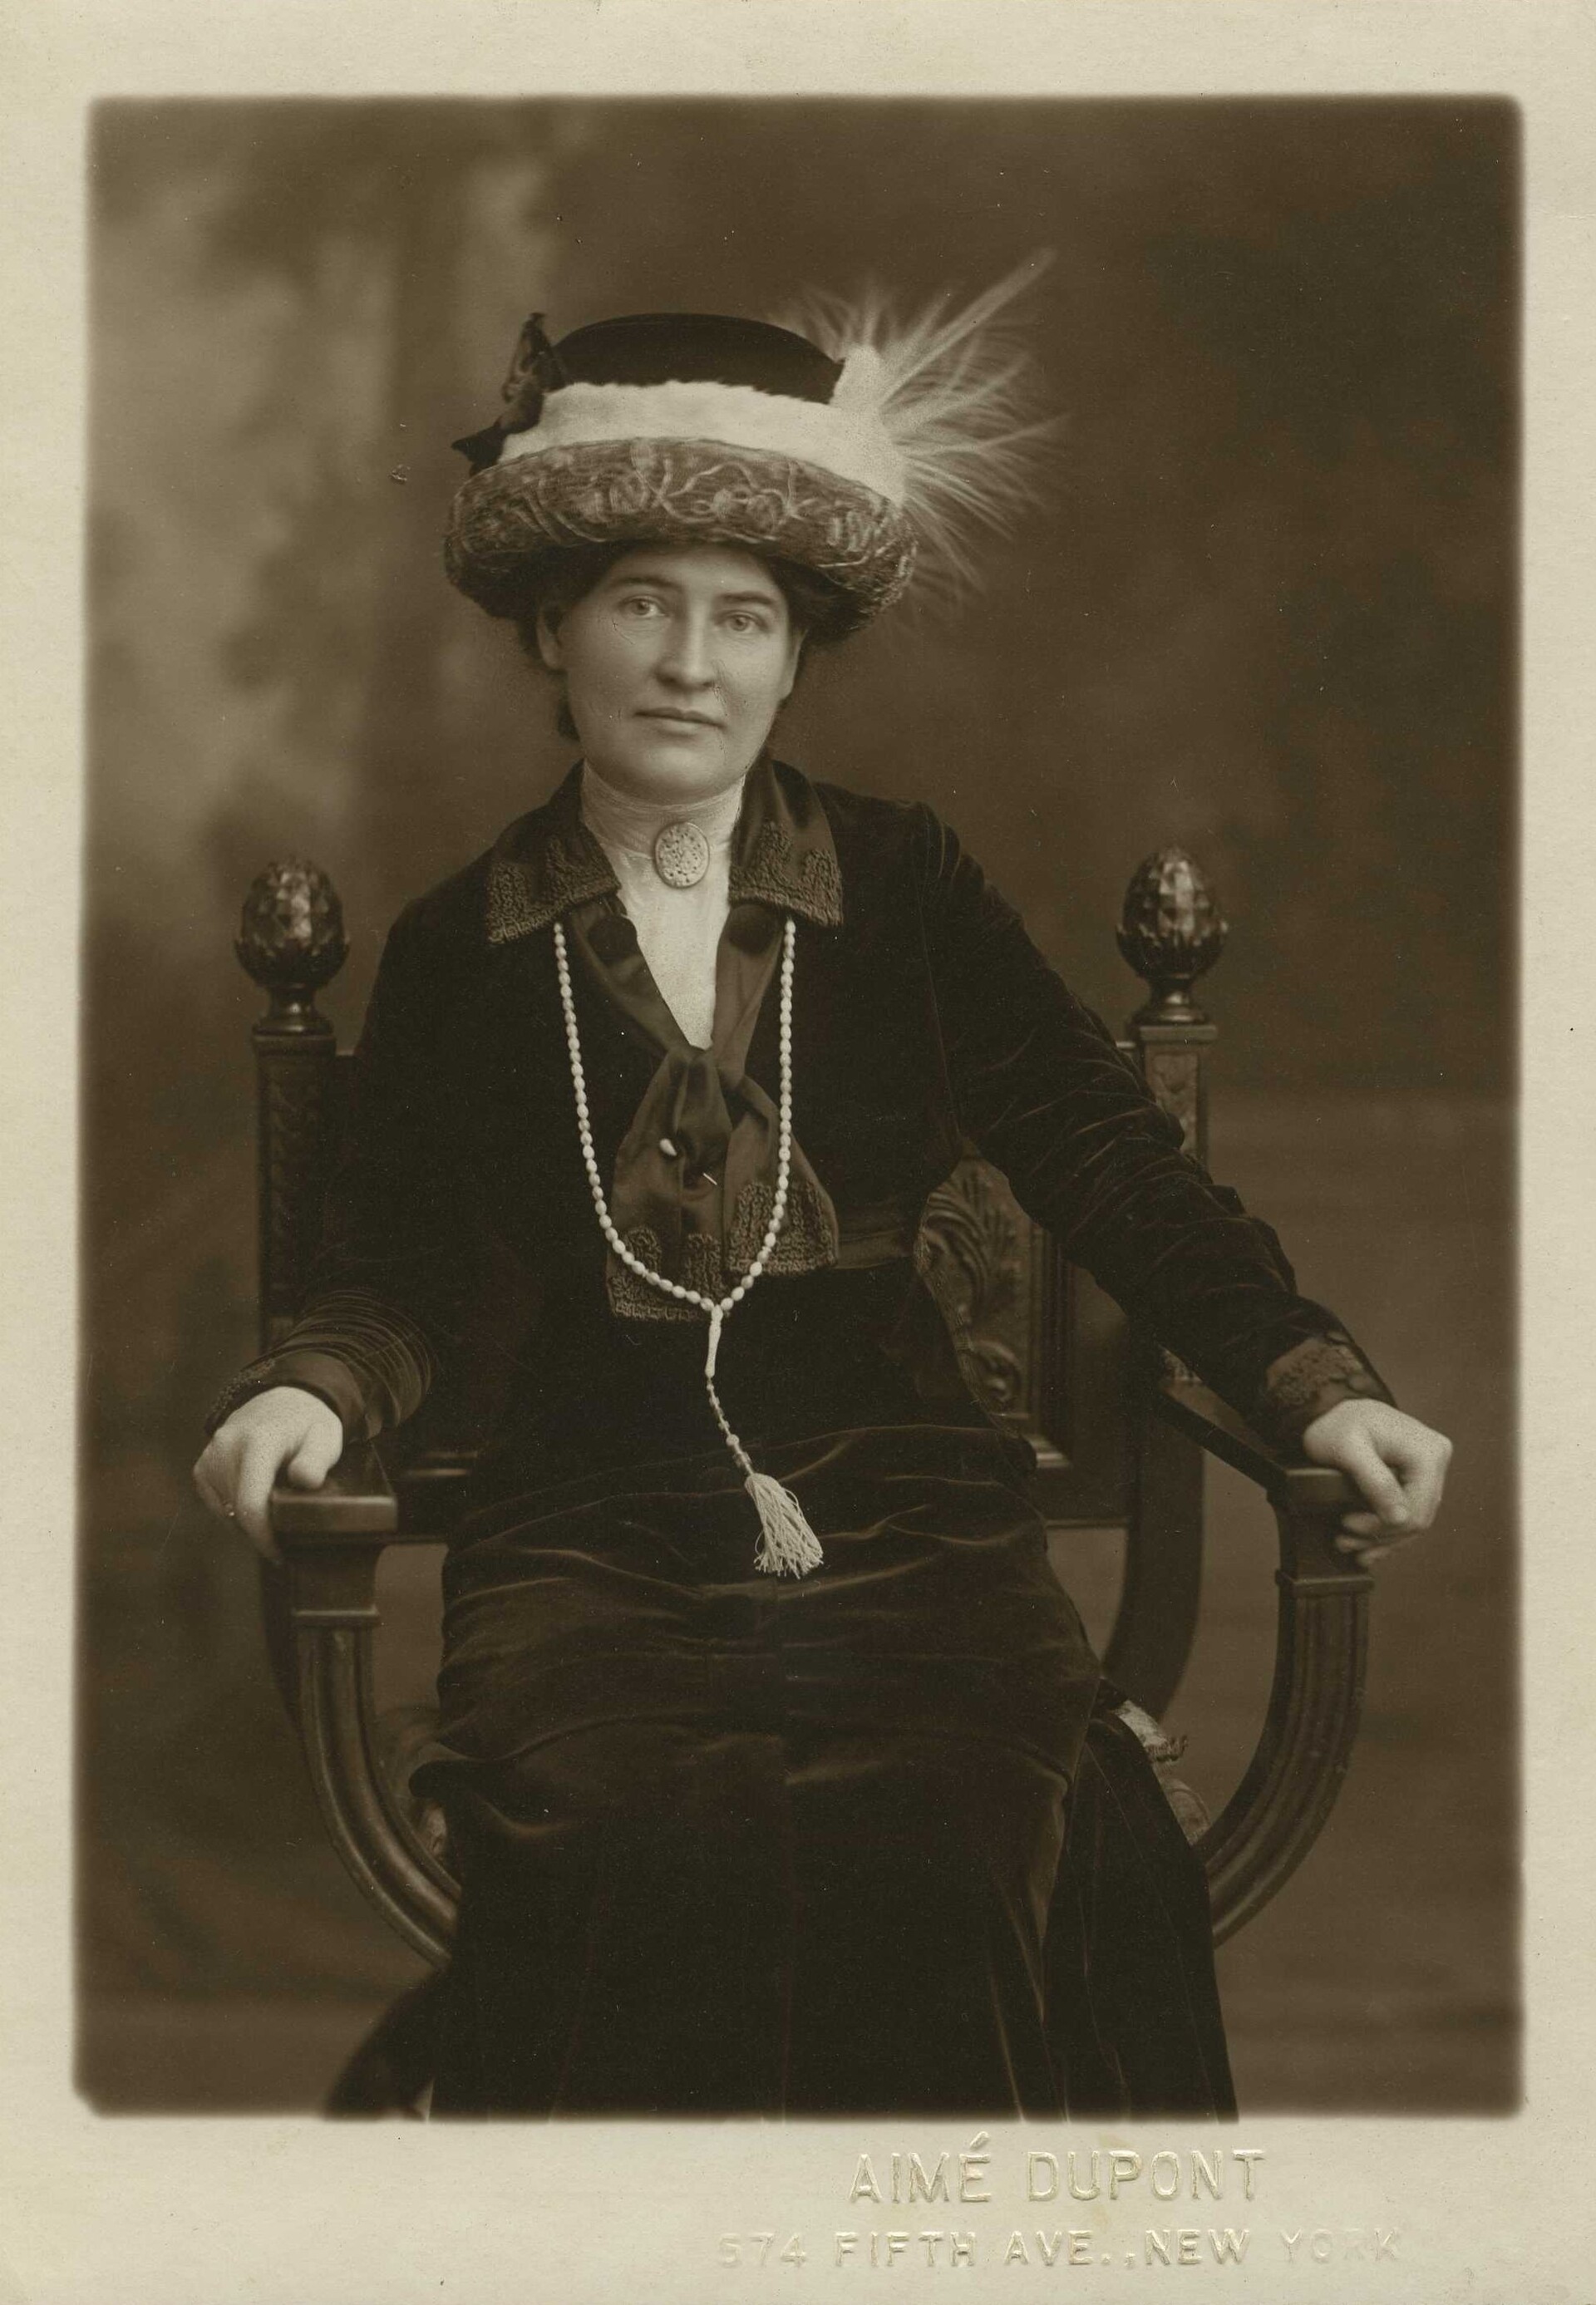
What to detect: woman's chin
<box><xmin>584</xmin><ymin>727</ymin><xmax>751</xmax><ymax>802</ymax></box>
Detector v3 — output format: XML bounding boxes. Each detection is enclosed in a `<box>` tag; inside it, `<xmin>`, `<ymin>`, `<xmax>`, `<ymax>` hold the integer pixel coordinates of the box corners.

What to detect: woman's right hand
<box><xmin>192</xmin><ymin>1386</ymin><xmax>346</xmax><ymax>1564</ymax></box>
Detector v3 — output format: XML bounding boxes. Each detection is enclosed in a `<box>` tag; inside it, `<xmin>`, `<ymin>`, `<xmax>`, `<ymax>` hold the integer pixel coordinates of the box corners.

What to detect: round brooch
<box><xmin>652</xmin><ymin>820</ymin><xmax>711</xmax><ymax>889</ymax></box>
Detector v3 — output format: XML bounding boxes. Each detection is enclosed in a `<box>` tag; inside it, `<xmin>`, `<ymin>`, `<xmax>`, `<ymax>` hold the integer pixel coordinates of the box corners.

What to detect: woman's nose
<box><xmin>658</xmin><ymin>613</ymin><xmax>716</xmax><ymax>687</ymax></box>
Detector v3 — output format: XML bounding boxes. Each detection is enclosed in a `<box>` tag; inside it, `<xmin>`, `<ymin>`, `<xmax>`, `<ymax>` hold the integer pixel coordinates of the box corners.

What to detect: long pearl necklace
<box><xmin>552</xmin><ymin>913</ymin><xmax>825</xmax><ymax>1579</ymax></box>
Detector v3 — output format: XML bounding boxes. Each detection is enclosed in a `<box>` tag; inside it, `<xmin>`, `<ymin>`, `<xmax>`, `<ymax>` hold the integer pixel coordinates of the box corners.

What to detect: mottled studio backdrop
<box><xmin>83</xmin><ymin>99</ymin><xmax>1516</xmax><ymax>2110</ymax></box>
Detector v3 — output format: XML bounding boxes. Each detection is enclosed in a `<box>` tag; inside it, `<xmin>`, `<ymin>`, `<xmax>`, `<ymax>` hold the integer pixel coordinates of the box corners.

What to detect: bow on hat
<box><xmin>451</xmin><ymin>313</ymin><xmax>569</xmax><ymax>475</ymax></box>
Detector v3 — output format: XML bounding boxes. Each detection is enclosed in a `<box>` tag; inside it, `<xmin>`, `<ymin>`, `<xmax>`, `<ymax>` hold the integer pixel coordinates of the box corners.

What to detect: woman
<box><xmin>195</xmin><ymin>290</ymin><xmax>1451</xmax><ymax>2117</ymax></box>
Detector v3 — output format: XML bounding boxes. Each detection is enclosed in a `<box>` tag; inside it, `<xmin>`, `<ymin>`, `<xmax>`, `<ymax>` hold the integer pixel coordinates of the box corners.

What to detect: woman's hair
<box><xmin>508</xmin><ymin>541</ymin><xmax>855</xmax><ymax>741</ymax></box>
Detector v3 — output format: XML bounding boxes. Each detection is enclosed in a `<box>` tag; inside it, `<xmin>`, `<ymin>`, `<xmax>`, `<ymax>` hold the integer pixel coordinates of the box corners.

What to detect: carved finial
<box><xmin>1117</xmin><ymin>847</ymin><xmax>1227</xmax><ymax>1023</ymax></box>
<box><xmin>237</xmin><ymin>859</ymin><xmax>347</xmax><ymax>1018</ymax></box>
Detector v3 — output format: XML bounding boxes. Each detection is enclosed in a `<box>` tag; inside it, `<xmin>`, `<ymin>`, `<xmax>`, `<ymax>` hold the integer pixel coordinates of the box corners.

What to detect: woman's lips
<box><xmin>638</xmin><ymin>709</ymin><xmax>721</xmax><ymax>727</ymax></box>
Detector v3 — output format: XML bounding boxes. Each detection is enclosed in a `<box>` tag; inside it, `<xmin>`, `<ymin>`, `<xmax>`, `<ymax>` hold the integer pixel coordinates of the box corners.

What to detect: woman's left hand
<box><xmin>1298</xmin><ymin>1398</ymin><xmax>1453</xmax><ymax>1560</ymax></box>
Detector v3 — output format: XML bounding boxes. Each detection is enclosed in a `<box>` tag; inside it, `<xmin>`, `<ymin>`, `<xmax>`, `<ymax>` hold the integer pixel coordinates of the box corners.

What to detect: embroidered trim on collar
<box><xmin>485</xmin><ymin>755</ymin><xmax>844</xmax><ymax>942</ymax></box>
<box><xmin>731</xmin><ymin>820</ymin><xmax>843</xmax><ymax>924</ymax></box>
<box><xmin>486</xmin><ymin>817</ymin><xmax>616</xmax><ymax>943</ymax></box>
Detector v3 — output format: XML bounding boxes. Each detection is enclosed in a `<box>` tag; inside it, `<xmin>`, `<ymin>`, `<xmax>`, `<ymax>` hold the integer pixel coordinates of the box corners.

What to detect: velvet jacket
<box><xmin>211</xmin><ymin>756</ymin><xmax>1392</xmax><ymax>1494</ymax></box>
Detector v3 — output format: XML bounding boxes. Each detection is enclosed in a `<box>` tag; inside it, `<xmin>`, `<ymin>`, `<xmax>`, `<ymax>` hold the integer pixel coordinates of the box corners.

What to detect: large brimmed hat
<box><xmin>445</xmin><ymin>263</ymin><xmax>1055</xmax><ymax>632</ymax></box>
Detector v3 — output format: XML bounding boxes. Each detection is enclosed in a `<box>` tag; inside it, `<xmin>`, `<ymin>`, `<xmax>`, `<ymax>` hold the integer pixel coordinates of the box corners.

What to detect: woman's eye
<box><xmin>723</xmin><ymin>612</ymin><xmax>769</xmax><ymax>636</ymax></box>
<box><xmin>618</xmin><ymin>595</ymin><xmax>663</xmax><ymax>618</ymax></box>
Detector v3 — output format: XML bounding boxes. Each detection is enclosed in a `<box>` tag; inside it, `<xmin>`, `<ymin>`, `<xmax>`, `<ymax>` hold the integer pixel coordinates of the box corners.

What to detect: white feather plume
<box><xmin>774</xmin><ymin>253</ymin><xmax>1061</xmax><ymax>596</ymax></box>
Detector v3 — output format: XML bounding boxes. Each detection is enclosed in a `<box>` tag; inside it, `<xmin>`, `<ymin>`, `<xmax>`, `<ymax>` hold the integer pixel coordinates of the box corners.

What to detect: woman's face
<box><xmin>536</xmin><ymin>543</ymin><xmax>803</xmax><ymax>804</ymax></box>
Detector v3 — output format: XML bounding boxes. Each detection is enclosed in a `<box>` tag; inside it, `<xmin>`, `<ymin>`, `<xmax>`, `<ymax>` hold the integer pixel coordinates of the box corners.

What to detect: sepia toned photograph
<box><xmin>82</xmin><ymin>92</ymin><xmax>1515</xmax><ymax>2127</ymax></box>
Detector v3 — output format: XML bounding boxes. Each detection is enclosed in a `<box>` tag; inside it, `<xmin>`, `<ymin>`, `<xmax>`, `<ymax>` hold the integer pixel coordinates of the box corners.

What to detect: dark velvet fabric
<box><xmin>213</xmin><ymin>756</ymin><xmax>1392</xmax><ymax>1458</ymax></box>
<box><xmin>211</xmin><ymin>756</ymin><xmax>1393</xmax><ymax>2116</ymax></box>
<box><xmin>415</xmin><ymin>1425</ymin><xmax>1233</xmax><ymax>2119</ymax></box>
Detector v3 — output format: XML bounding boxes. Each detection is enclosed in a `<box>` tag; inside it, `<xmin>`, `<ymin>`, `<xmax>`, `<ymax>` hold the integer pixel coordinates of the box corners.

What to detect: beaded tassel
<box><xmin>553</xmin><ymin>914</ymin><xmax>825</xmax><ymax>1579</ymax></box>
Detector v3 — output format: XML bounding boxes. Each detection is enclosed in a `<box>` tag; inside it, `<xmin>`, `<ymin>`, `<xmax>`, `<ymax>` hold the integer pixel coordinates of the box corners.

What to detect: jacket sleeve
<box><xmin>205</xmin><ymin>900</ymin><xmax>467</xmax><ymax>1444</ymax></box>
<box><xmin>914</xmin><ymin>806</ymin><xmax>1394</xmax><ymax>1451</ymax></box>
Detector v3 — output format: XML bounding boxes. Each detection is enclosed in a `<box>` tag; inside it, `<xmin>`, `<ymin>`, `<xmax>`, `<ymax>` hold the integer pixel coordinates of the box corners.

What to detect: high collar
<box><xmin>485</xmin><ymin>753</ymin><xmax>845</xmax><ymax>942</ymax></box>
<box><xmin>579</xmin><ymin>760</ymin><xmax>746</xmax><ymax>859</ymax></box>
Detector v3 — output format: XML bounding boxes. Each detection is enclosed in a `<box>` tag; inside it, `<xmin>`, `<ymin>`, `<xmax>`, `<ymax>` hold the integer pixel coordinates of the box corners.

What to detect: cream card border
<box><xmin>2</xmin><ymin>3</ymin><xmax>1590</xmax><ymax>2300</ymax></box>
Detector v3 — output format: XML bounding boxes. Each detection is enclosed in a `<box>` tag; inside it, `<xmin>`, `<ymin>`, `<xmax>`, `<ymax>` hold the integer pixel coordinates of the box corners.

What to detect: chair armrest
<box><xmin>1105</xmin><ymin>1372</ymin><xmax>1357</xmax><ymax>1719</ymax></box>
<box><xmin>1150</xmin><ymin>1376</ymin><xmax>1374</xmax><ymax>1943</ymax></box>
<box><xmin>1153</xmin><ymin>1376</ymin><xmax>1357</xmax><ymax>1515</ymax></box>
<box><xmin>269</xmin><ymin>1441</ymin><xmax>400</xmax><ymax>1542</ymax></box>
<box><xmin>265</xmin><ymin>1441</ymin><xmax>458</xmax><ymax>1967</ymax></box>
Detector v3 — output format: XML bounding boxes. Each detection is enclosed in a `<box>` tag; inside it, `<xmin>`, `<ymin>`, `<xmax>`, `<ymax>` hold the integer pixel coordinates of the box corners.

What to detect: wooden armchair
<box><xmin>238</xmin><ymin>847</ymin><xmax>1367</xmax><ymax>1982</ymax></box>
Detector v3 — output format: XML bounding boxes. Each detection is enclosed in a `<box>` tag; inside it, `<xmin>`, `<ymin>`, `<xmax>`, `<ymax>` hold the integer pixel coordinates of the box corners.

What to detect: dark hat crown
<box><xmin>549</xmin><ymin>313</ymin><xmax>841</xmax><ymax>403</ymax></box>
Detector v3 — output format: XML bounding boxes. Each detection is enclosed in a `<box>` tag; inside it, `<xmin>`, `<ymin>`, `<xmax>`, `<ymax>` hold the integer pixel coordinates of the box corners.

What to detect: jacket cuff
<box><xmin>1247</xmin><ymin>1332</ymin><xmax>1396</xmax><ymax>1455</ymax></box>
<box><xmin>204</xmin><ymin>1350</ymin><xmax>369</xmax><ymax>1441</ymax></box>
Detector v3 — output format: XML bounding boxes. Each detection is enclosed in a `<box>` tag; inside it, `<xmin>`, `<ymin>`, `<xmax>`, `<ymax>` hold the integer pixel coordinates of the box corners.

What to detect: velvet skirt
<box><xmin>412</xmin><ymin>1421</ymin><xmax>1235</xmax><ymax>2119</ymax></box>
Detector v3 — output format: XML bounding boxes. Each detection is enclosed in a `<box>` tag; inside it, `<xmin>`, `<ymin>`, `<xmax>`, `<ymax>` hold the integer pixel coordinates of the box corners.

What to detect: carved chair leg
<box><xmin>288</xmin><ymin>1544</ymin><xmax>460</xmax><ymax>1968</ymax></box>
<box><xmin>1106</xmin><ymin>1373</ymin><xmax>1205</xmax><ymax>1717</ymax></box>
<box><xmin>1199</xmin><ymin>1487</ymin><xmax>1373</xmax><ymax>1944</ymax></box>
<box><xmin>258</xmin><ymin>1557</ymin><xmax>299</xmax><ymax>1713</ymax></box>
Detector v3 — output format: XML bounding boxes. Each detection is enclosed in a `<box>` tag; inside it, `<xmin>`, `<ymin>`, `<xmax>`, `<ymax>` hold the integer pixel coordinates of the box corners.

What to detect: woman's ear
<box><xmin>534</xmin><ymin>608</ymin><xmax>565</xmax><ymax>672</ymax></box>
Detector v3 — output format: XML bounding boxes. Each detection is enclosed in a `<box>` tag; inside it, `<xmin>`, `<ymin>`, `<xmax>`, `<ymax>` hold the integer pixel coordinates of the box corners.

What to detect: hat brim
<box><xmin>444</xmin><ymin>437</ymin><xmax>916</xmax><ymax>628</ymax></box>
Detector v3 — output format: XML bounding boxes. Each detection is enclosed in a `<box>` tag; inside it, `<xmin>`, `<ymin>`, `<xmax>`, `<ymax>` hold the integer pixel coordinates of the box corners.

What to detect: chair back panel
<box><xmin>255</xmin><ymin>1030</ymin><xmax>351</xmax><ymax>1352</ymax></box>
<box><xmin>917</xmin><ymin>1161</ymin><xmax>1130</xmax><ymax>1524</ymax></box>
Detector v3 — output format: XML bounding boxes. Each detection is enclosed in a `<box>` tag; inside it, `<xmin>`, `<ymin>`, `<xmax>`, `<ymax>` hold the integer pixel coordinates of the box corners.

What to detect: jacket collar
<box><xmin>485</xmin><ymin>752</ymin><xmax>844</xmax><ymax>942</ymax></box>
